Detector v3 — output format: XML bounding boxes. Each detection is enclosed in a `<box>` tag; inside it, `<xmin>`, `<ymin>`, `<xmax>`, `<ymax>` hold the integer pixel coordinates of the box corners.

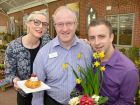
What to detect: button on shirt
<box><xmin>32</xmin><ymin>36</ymin><xmax>92</xmax><ymax>105</ymax></box>
<box><xmin>100</xmin><ymin>50</ymin><xmax>139</xmax><ymax>105</ymax></box>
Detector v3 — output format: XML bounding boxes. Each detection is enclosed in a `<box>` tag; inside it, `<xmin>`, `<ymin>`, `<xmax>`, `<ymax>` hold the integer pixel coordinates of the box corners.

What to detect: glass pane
<box><xmin>106</xmin><ymin>16</ymin><xmax>117</xmax><ymax>23</ymax></box>
<box><xmin>88</xmin><ymin>15</ymin><xmax>91</xmax><ymax>26</ymax></box>
<box><xmin>111</xmin><ymin>23</ymin><xmax>117</xmax><ymax>44</ymax></box>
<box><xmin>119</xmin><ymin>28</ymin><xmax>132</xmax><ymax>45</ymax></box>
<box><xmin>111</xmin><ymin>23</ymin><xmax>117</xmax><ymax>28</ymax></box>
<box><xmin>113</xmin><ymin>29</ymin><xmax>117</xmax><ymax>44</ymax></box>
<box><xmin>106</xmin><ymin>16</ymin><xmax>118</xmax><ymax>44</ymax></box>
<box><xmin>119</xmin><ymin>23</ymin><xmax>132</xmax><ymax>29</ymax></box>
<box><xmin>86</xmin><ymin>7</ymin><xmax>96</xmax><ymax>33</ymax></box>
<box><xmin>119</xmin><ymin>15</ymin><xmax>133</xmax><ymax>22</ymax></box>
<box><xmin>119</xmin><ymin>14</ymin><xmax>134</xmax><ymax>45</ymax></box>
<box><xmin>107</xmin><ymin>14</ymin><xmax>134</xmax><ymax>45</ymax></box>
<box><xmin>87</xmin><ymin>8</ymin><xmax>96</xmax><ymax>25</ymax></box>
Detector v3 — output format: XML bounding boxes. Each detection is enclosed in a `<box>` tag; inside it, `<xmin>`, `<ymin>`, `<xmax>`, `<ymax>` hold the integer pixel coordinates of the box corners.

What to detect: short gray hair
<box><xmin>52</xmin><ymin>6</ymin><xmax>77</xmax><ymax>23</ymax></box>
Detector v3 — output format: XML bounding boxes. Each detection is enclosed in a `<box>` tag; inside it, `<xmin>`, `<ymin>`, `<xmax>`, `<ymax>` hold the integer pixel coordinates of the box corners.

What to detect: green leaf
<box><xmin>98</xmin><ymin>96</ymin><xmax>108</xmax><ymax>104</ymax></box>
<box><xmin>72</xmin><ymin>67</ymin><xmax>79</xmax><ymax>79</ymax></box>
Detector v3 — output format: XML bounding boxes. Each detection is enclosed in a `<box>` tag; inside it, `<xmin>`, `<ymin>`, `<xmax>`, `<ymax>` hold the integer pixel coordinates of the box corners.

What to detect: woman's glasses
<box><xmin>31</xmin><ymin>19</ymin><xmax>49</xmax><ymax>28</ymax></box>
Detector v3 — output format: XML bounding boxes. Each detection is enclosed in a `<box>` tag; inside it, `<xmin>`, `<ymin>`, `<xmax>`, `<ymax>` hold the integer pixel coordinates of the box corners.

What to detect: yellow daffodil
<box><xmin>69</xmin><ymin>51</ymin><xmax>108</xmax><ymax>105</ymax></box>
<box><xmin>62</xmin><ymin>63</ymin><xmax>69</xmax><ymax>70</ymax></box>
<box><xmin>77</xmin><ymin>53</ymin><xmax>82</xmax><ymax>59</ymax></box>
<box><xmin>77</xmin><ymin>65</ymin><xmax>81</xmax><ymax>71</ymax></box>
<box><xmin>93</xmin><ymin>52</ymin><xmax>99</xmax><ymax>59</ymax></box>
<box><xmin>99</xmin><ymin>51</ymin><xmax>105</xmax><ymax>59</ymax></box>
<box><xmin>94</xmin><ymin>61</ymin><xmax>100</xmax><ymax>67</ymax></box>
<box><xmin>76</xmin><ymin>78</ymin><xmax>81</xmax><ymax>84</ymax></box>
<box><xmin>100</xmin><ymin>66</ymin><xmax>105</xmax><ymax>71</ymax></box>
<box><xmin>135</xmin><ymin>59</ymin><xmax>140</xmax><ymax>65</ymax></box>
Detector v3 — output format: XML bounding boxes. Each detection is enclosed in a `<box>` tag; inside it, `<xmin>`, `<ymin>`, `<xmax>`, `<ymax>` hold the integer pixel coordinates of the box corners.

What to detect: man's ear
<box><xmin>75</xmin><ymin>22</ymin><xmax>78</xmax><ymax>29</ymax></box>
<box><xmin>111</xmin><ymin>33</ymin><xmax>114</xmax><ymax>42</ymax></box>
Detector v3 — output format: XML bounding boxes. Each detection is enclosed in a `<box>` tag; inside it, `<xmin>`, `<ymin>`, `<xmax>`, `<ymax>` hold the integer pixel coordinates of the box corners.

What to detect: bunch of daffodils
<box><xmin>69</xmin><ymin>52</ymin><xmax>108</xmax><ymax>105</ymax></box>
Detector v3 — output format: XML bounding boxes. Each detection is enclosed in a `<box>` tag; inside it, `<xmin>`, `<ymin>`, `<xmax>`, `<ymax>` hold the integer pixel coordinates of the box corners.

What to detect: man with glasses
<box><xmin>32</xmin><ymin>6</ymin><xmax>92</xmax><ymax>105</ymax></box>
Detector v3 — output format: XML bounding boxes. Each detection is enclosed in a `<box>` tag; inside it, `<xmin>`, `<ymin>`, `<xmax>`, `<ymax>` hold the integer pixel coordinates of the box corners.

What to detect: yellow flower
<box><xmin>77</xmin><ymin>65</ymin><xmax>81</xmax><ymax>71</ymax></box>
<box><xmin>77</xmin><ymin>53</ymin><xmax>82</xmax><ymax>59</ymax></box>
<box><xmin>135</xmin><ymin>59</ymin><xmax>140</xmax><ymax>65</ymax></box>
<box><xmin>99</xmin><ymin>51</ymin><xmax>105</xmax><ymax>59</ymax></box>
<box><xmin>62</xmin><ymin>63</ymin><xmax>69</xmax><ymax>70</ymax></box>
<box><xmin>100</xmin><ymin>66</ymin><xmax>105</xmax><ymax>71</ymax></box>
<box><xmin>93</xmin><ymin>52</ymin><xmax>99</xmax><ymax>59</ymax></box>
<box><xmin>76</xmin><ymin>78</ymin><xmax>81</xmax><ymax>84</ymax></box>
<box><xmin>94</xmin><ymin>61</ymin><xmax>100</xmax><ymax>67</ymax></box>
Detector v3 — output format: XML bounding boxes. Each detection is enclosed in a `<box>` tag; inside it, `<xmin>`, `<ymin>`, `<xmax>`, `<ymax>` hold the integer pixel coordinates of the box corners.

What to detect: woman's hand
<box><xmin>13</xmin><ymin>77</ymin><xmax>20</xmax><ymax>91</ymax></box>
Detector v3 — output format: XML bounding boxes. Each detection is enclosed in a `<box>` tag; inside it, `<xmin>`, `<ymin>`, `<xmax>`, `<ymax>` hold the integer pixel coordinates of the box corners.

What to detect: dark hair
<box><xmin>89</xmin><ymin>19</ymin><xmax>113</xmax><ymax>34</ymax></box>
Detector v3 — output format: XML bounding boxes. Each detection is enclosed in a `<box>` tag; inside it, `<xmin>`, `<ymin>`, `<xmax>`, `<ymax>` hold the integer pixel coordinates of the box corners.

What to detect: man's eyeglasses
<box><xmin>54</xmin><ymin>22</ymin><xmax>76</xmax><ymax>28</ymax></box>
<box><xmin>31</xmin><ymin>19</ymin><xmax>49</xmax><ymax>27</ymax></box>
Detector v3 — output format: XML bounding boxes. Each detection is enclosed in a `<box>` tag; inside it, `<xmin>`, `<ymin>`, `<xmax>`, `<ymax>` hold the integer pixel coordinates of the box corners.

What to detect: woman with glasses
<box><xmin>4</xmin><ymin>11</ymin><xmax>51</xmax><ymax>105</ymax></box>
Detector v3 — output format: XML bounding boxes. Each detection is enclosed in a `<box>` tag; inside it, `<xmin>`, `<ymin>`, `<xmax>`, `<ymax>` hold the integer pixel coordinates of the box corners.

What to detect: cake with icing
<box><xmin>25</xmin><ymin>74</ymin><xmax>41</xmax><ymax>89</ymax></box>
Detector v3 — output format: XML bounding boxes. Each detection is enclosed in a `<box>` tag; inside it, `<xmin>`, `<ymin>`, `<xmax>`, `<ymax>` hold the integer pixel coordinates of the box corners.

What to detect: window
<box><xmin>87</xmin><ymin>8</ymin><xmax>96</xmax><ymax>25</ymax></box>
<box><xmin>87</xmin><ymin>7</ymin><xmax>96</xmax><ymax>33</ymax></box>
<box><xmin>106</xmin><ymin>14</ymin><xmax>134</xmax><ymax>45</ymax></box>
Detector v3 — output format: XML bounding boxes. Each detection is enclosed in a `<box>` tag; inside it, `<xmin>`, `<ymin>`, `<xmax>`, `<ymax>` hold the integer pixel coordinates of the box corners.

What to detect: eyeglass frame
<box><xmin>30</xmin><ymin>19</ymin><xmax>49</xmax><ymax>28</ymax></box>
<box><xmin>54</xmin><ymin>21</ymin><xmax>77</xmax><ymax>28</ymax></box>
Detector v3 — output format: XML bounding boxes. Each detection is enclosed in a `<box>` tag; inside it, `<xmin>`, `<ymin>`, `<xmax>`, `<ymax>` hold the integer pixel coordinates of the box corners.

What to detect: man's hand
<box><xmin>81</xmin><ymin>38</ymin><xmax>91</xmax><ymax>45</ymax></box>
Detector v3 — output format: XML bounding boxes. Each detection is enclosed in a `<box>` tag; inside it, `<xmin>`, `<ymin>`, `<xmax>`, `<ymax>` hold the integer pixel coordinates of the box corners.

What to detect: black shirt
<box><xmin>27</xmin><ymin>42</ymin><xmax>41</xmax><ymax>74</ymax></box>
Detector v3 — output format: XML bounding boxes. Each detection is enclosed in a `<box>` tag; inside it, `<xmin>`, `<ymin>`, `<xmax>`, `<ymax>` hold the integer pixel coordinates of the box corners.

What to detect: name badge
<box><xmin>49</xmin><ymin>52</ymin><xmax>58</xmax><ymax>58</ymax></box>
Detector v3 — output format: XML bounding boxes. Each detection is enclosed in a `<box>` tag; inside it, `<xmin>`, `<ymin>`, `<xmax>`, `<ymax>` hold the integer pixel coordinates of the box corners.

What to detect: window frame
<box><xmin>106</xmin><ymin>13</ymin><xmax>135</xmax><ymax>48</ymax></box>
